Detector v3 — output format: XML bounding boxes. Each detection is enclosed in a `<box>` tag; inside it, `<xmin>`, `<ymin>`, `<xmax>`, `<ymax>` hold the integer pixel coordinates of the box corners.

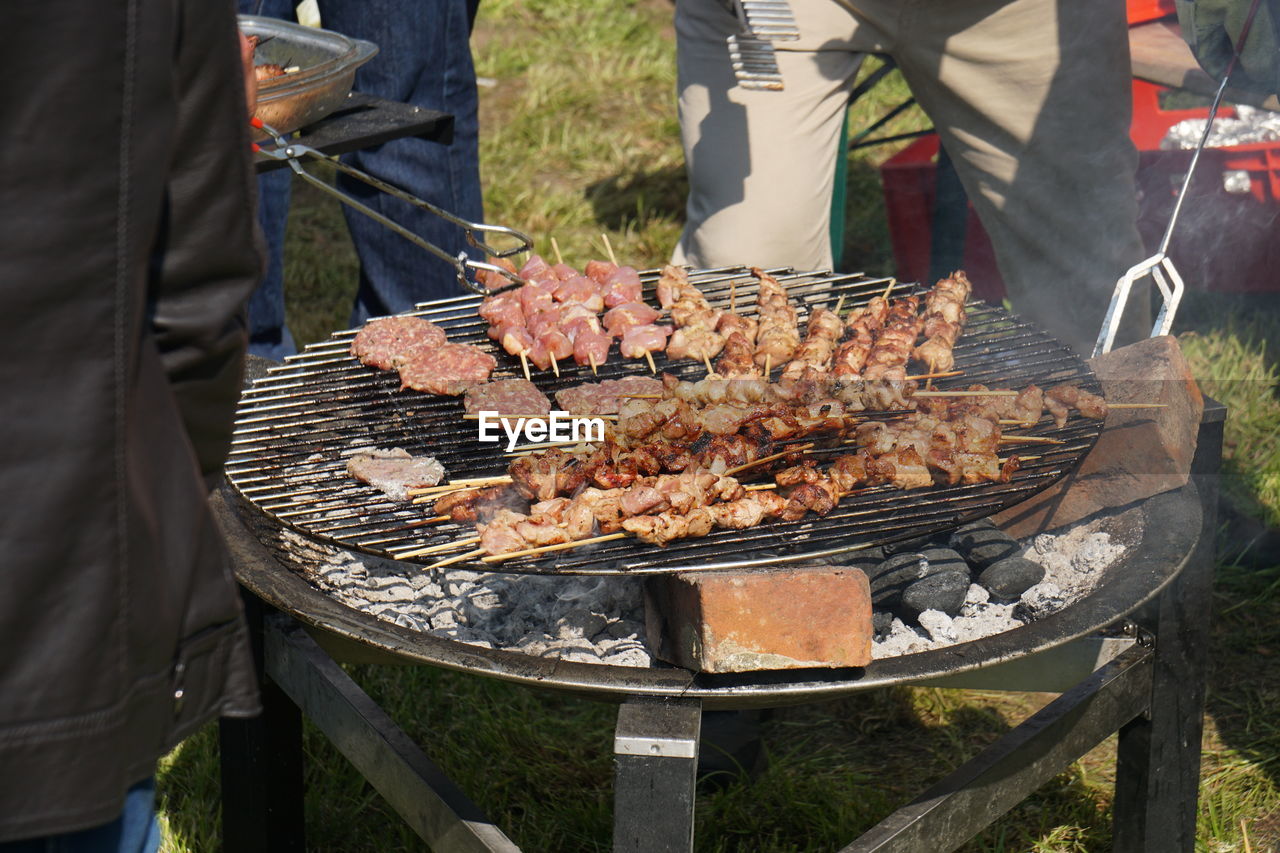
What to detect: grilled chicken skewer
<box><xmin>752</xmin><ymin>268</ymin><xmax>800</xmax><ymax>370</ymax></box>
<box><xmin>658</xmin><ymin>265</ymin><xmax>727</xmax><ymax>362</ymax></box>
<box><xmin>913</xmin><ymin>271</ymin><xmax>972</xmax><ymax>373</ymax></box>
<box><xmin>779</xmin><ymin>305</ymin><xmax>845</xmax><ymax>382</ymax></box>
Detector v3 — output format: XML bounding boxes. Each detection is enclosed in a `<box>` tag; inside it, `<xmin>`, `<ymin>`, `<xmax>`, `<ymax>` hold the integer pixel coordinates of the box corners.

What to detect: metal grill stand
<box><xmin>216</xmin><ymin>397</ymin><xmax>1223</xmax><ymax>852</ymax></box>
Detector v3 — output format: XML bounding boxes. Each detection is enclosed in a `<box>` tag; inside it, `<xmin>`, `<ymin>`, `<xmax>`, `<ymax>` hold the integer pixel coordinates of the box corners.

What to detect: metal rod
<box><xmin>255</xmin><ymin>121</ymin><xmax>533</xmax><ymax>293</ymax></box>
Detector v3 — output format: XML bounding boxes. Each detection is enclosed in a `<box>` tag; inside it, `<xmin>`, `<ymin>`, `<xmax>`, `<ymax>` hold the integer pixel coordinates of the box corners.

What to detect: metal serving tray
<box><xmin>239</xmin><ymin>14</ymin><xmax>378</xmax><ymax>137</ymax></box>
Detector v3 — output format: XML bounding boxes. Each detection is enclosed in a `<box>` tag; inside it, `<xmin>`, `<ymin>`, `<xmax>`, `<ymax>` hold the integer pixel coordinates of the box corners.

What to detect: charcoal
<box><xmin>868</xmin><ymin>553</ymin><xmax>928</xmax><ymax>608</ymax></box>
<box><xmin>871</xmin><ymin>610</ymin><xmax>894</xmax><ymax>640</ymax></box>
<box><xmin>918</xmin><ymin>548</ymin><xmax>971</xmax><ymax>579</ymax></box>
<box><xmin>869</xmin><ymin>551</ymin><xmax>960</xmax><ymax>611</ymax></box>
<box><xmin>978</xmin><ymin>556</ymin><xmax>1046</xmax><ymax>599</ymax></box>
<box><xmin>901</xmin><ymin>570</ymin><xmax>970</xmax><ymax>619</ymax></box>
<box><xmin>950</xmin><ymin>527</ymin><xmax>1020</xmax><ymax>568</ymax></box>
<box><xmin>554</xmin><ymin>607</ymin><xmax>608</xmax><ymax>641</ymax></box>
<box><xmin>840</xmin><ymin>545</ymin><xmax>886</xmax><ymax>566</ymax></box>
<box><xmin>884</xmin><ymin>533</ymin><xmax>946</xmax><ymax>555</ymax></box>
<box><xmin>946</xmin><ymin>517</ymin><xmax>997</xmax><ymax>549</ymax></box>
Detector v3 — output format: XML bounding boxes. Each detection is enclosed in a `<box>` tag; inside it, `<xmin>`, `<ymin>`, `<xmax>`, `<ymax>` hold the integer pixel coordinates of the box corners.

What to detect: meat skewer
<box><xmin>659</xmin><ymin>265</ymin><xmax>726</xmax><ymax>362</ymax></box>
<box><xmin>411</xmin><ymin>380</ymin><xmax>1092</xmax><ymax>562</ymax></box>
<box><xmin>861</xmin><ymin>294</ymin><xmax>923</xmax><ymax>381</ymax></box>
<box><xmin>780</xmin><ymin>305</ymin><xmax>844</xmax><ymax>382</ymax></box>
<box><xmin>752</xmin><ymin>268</ymin><xmax>800</xmax><ymax>369</ymax></box>
<box><xmin>832</xmin><ymin>292</ymin><xmax>891</xmax><ymax>378</ymax></box>
<box><xmin>914</xmin><ymin>271</ymin><xmax>972</xmax><ymax>374</ymax></box>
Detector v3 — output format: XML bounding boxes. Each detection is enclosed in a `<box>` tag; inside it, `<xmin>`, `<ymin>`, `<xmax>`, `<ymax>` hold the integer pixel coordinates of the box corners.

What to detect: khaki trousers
<box><xmin>673</xmin><ymin>0</ymin><xmax>1151</xmax><ymax>355</ymax></box>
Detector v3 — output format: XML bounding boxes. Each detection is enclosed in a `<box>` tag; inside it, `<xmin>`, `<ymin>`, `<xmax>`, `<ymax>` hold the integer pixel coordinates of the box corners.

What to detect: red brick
<box><xmin>994</xmin><ymin>335</ymin><xmax>1204</xmax><ymax>537</ymax></box>
<box><xmin>645</xmin><ymin>565</ymin><xmax>872</xmax><ymax>673</ymax></box>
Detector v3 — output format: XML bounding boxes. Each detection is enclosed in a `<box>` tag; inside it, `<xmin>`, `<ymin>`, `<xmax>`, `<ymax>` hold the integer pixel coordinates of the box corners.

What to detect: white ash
<box><xmin>1161</xmin><ymin>105</ymin><xmax>1280</xmax><ymax>150</ymax></box>
<box><xmin>872</xmin><ymin>506</ymin><xmax>1142</xmax><ymax>659</ymax></box>
<box><xmin>268</xmin><ymin>528</ymin><xmax>651</xmax><ymax>667</ymax></box>
<box><xmin>253</xmin><ymin>474</ymin><xmax>1141</xmax><ymax>668</ymax></box>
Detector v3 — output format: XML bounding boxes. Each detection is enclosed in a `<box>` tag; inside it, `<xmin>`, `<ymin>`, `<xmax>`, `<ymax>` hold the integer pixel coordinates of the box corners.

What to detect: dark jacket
<box><xmin>0</xmin><ymin>0</ymin><xmax>262</xmax><ymax>840</ymax></box>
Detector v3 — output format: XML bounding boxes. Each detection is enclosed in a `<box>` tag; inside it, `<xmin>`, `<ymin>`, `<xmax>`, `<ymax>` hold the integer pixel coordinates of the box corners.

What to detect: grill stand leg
<box><xmin>1112</xmin><ymin>402</ymin><xmax>1224</xmax><ymax>852</ymax></box>
<box><xmin>219</xmin><ymin>592</ymin><xmax>306</xmax><ymax>853</ymax></box>
<box><xmin>613</xmin><ymin>696</ymin><xmax>702</xmax><ymax>853</ymax></box>
<box><xmin>839</xmin><ymin>644</ymin><xmax>1155</xmax><ymax>853</ymax></box>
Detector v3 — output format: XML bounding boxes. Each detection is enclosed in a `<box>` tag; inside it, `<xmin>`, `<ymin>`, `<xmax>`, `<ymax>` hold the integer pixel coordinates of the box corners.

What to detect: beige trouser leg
<box><xmin>674</xmin><ymin>0</ymin><xmax>1150</xmax><ymax>356</ymax></box>
<box><xmin>672</xmin><ymin>0</ymin><xmax>874</xmax><ymax>272</ymax></box>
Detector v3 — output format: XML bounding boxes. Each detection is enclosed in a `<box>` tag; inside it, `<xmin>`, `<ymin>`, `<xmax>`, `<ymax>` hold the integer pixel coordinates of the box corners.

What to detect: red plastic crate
<box><xmin>879</xmin><ymin>81</ymin><xmax>1280</xmax><ymax>295</ymax></box>
<box><xmin>1127</xmin><ymin>0</ymin><xmax>1176</xmax><ymax>24</ymax></box>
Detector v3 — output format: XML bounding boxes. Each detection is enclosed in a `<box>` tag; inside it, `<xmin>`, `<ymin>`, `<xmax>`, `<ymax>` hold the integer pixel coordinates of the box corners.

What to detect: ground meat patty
<box><xmin>555</xmin><ymin>376</ymin><xmax>665</xmax><ymax>415</ymax></box>
<box><xmin>346</xmin><ymin>448</ymin><xmax>445</xmax><ymax>502</ymax></box>
<box><xmin>463</xmin><ymin>379</ymin><xmax>552</xmax><ymax>416</ymax></box>
<box><xmin>350</xmin><ymin>316</ymin><xmax>447</xmax><ymax>371</ymax></box>
<box><xmin>398</xmin><ymin>343</ymin><xmax>497</xmax><ymax>396</ymax></box>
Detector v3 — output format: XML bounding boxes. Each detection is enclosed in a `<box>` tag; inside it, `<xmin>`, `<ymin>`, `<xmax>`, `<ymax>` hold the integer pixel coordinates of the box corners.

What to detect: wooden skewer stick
<box><xmin>504</xmin><ymin>440</ymin><xmax>589</xmax><ymax>455</ymax></box>
<box><xmin>763</xmin><ymin>353</ymin><xmax>771</xmax><ymax>378</ymax></box>
<box><xmin>407</xmin><ymin>486</ymin><xmax>498</xmax><ymax>505</ymax></box>
<box><xmin>744</xmin><ymin>482</ymin><xmax>779</xmax><ymax>491</ymax></box>
<box><xmin>411</xmin><ymin>515</ymin><xmax>450</xmax><ymax>525</ymax></box>
<box><xmin>834</xmin><ymin>294</ymin><xmax>846</xmax><ymax>315</ymax></box>
<box><xmin>425</xmin><ymin>547</ymin><xmax>486</xmax><ymax>570</ymax></box>
<box><xmin>589</xmin><ymin>353</ymin><xmax>599</xmax><ymax>376</ymax></box>
<box><xmin>645</xmin><ymin>350</ymin><xmax>657</xmax><ymax>375</ymax></box>
<box><xmin>725</xmin><ymin>443</ymin><xmax>814</xmax><ymax>476</ymax></box>
<box><xmin>519</xmin><ymin>352</ymin><xmax>531</xmax><ymax>382</ymax></box>
<box><xmin>406</xmin><ymin>478</ymin><xmax>501</xmax><ymax>495</ymax></box>
<box><xmin>399</xmin><ymin>535</ymin><xmax>482</xmax><ymax>558</ymax></box>
<box><xmin>912</xmin><ymin>389</ymin><xmax>1019</xmax><ymax>397</ymax></box>
<box><xmin>881</xmin><ymin>278</ymin><xmax>897</xmax><ymax>300</ymax></box>
<box><xmin>550</xmin><ymin>236</ymin><xmax>564</xmax><ymax>265</ymax></box>
<box><xmin>460</xmin><ymin>412</ymin><xmax>617</xmax><ymax>420</ymax></box>
<box><xmin>729</xmin><ymin>277</ymin><xmax>737</xmax><ymax>314</ymax></box>
<box><xmin>703</xmin><ymin>353</ymin><xmax>716</xmax><ymax>377</ymax></box>
<box><xmin>407</xmin><ymin>476</ymin><xmax>511</xmax><ymax>498</ymax></box>
<box><xmin>925</xmin><ymin>359</ymin><xmax>936</xmax><ymax>391</ymax></box>
<box><xmin>550</xmin><ymin>354</ymin><xmax>560</xmax><ymax>378</ymax></box>
<box><xmin>998</xmin><ymin>435</ymin><xmax>1066</xmax><ymax>445</ymax></box>
<box><xmin>601</xmin><ymin>233</ymin><xmax>619</xmax><ymax>266</ymax></box>
<box><xmin>905</xmin><ymin>370</ymin><xmax>963</xmax><ymax>381</ymax></box>
<box><xmin>481</xmin><ymin>531</ymin><xmax>628</xmax><ymax>564</ymax></box>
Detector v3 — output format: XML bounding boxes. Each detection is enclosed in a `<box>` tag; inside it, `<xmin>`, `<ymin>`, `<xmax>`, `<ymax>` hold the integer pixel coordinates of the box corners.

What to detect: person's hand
<box><xmin>1175</xmin><ymin>0</ymin><xmax>1279</xmax><ymax>95</ymax></box>
<box><xmin>239</xmin><ymin>31</ymin><xmax>259</xmax><ymax>119</ymax></box>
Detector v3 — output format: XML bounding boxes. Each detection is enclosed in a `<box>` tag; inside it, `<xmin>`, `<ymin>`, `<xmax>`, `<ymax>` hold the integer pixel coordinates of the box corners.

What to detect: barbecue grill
<box><xmin>216</xmin><ymin>404</ymin><xmax>1222</xmax><ymax>852</ymax></box>
<box><xmin>225</xmin><ymin>265</ymin><xmax>1105</xmax><ymax>575</ymax></box>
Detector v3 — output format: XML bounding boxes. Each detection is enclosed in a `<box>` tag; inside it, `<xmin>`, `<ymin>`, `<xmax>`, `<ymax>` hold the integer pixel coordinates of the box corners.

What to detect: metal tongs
<box><xmin>252</xmin><ymin>118</ymin><xmax>532</xmax><ymax>294</ymax></box>
<box><xmin>1094</xmin><ymin>0</ymin><xmax>1265</xmax><ymax>356</ymax></box>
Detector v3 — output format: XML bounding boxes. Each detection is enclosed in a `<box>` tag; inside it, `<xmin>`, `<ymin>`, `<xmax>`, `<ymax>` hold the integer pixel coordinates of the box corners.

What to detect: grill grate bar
<box><xmin>226</xmin><ymin>266</ymin><xmax>1103</xmax><ymax>575</ymax></box>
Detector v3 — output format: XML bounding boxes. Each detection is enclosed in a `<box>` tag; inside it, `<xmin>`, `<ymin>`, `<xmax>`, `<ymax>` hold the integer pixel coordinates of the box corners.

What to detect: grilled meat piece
<box><xmin>351</xmin><ymin>315</ymin><xmax>447</xmax><ymax>371</ymax></box>
<box><xmin>555</xmin><ymin>376</ymin><xmax>664</xmax><ymax>416</ymax></box>
<box><xmin>346</xmin><ymin>448</ymin><xmax>445</xmax><ymax>501</ymax></box>
<box><xmin>397</xmin><ymin>343</ymin><xmax>496</xmax><ymax>396</ymax></box>
<box><xmin>1046</xmin><ymin>383</ymin><xmax>1108</xmax><ymax>424</ymax></box>
<box><xmin>752</xmin><ymin>268</ymin><xmax>799</xmax><ymax>369</ymax></box>
<box><xmin>463</xmin><ymin>378</ymin><xmax>551</xmax><ymax>417</ymax></box>
<box><xmin>781</xmin><ymin>306</ymin><xmax>843</xmax><ymax>381</ymax></box>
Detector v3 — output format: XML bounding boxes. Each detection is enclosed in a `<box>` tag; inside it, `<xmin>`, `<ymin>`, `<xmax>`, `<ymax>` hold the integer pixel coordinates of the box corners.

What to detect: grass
<box><xmin>158</xmin><ymin>2</ymin><xmax>1280</xmax><ymax>849</ymax></box>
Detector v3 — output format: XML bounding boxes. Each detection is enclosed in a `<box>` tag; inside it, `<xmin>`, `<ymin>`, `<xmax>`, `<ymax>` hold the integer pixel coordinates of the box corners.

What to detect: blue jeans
<box><xmin>0</xmin><ymin>779</ymin><xmax>160</xmax><ymax>853</ymax></box>
<box><xmin>242</xmin><ymin>0</ymin><xmax>484</xmax><ymax>358</ymax></box>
